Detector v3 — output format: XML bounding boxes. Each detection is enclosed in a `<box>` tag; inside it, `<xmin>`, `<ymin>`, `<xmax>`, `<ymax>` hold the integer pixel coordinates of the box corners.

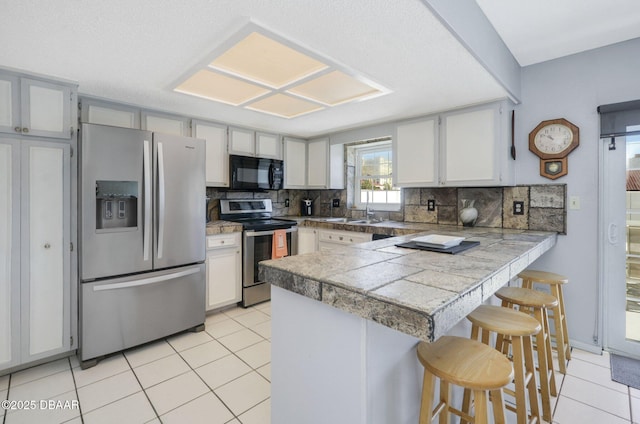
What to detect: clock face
<box><xmin>534</xmin><ymin>124</ymin><xmax>573</xmax><ymax>154</ymax></box>
<box><xmin>529</xmin><ymin>118</ymin><xmax>579</xmax><ymax>160</ymax></box>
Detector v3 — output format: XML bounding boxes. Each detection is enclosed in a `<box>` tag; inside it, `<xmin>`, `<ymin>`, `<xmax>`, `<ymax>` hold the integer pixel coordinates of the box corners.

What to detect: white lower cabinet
<box><xmin>297</xmin><ymin>227</ymin><xmax>319</xmax><ymax>254</ymax></box>
<box><xmin>318</xmin><ymin>229</ymin><xmax>372</xmax><ymax>252</ymax></box>
<box><xmin>1</xmin><ymin>138</ymin><xmax>72</xmax><ymax>373</ymax></box>
<box><xmin>206</xmin><ymin>233</ymin><xmax>242</xmax><ymax>311</ymax></box>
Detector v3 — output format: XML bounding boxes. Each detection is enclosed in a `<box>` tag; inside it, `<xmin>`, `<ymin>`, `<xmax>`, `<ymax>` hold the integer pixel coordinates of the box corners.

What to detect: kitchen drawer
<box><xmin>206</xmin><ymin>233</ymin><xmax>241</xmax><ymax>250</ymax></box>
<box><xmin>318</xmin><ymin>230</ymin><xmax>372</xmax><ymax>245</ymax></box>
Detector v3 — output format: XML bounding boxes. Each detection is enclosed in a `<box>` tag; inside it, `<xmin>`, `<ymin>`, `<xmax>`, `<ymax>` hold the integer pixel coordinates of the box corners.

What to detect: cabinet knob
<box><xmin>339</xmin><ymin>236</ymin><xmax>343</xmax><ymax>241</ymax></box>
<box><xmin>349</xmin><ymin>238</ymin><xmax>353</xmax><ymax>242</ymax></box>
<box><xmin>22</xmin><ymin>127</ymin><xmax>29</xmax><ymax>133</ymax></box>
<box><xmin>220</xmin><ymin>240</ymin><xmax>225</xmax><ymax>244</ymax></box>
<box><xmin>44</xmin><ymin>243</ymin><xmax>51</xmax><ymax>249</ymax></box>
<box><xmin>14</xmin><ymin>126</ymin><xmax>21</xmax><ymax>133</ymax></box>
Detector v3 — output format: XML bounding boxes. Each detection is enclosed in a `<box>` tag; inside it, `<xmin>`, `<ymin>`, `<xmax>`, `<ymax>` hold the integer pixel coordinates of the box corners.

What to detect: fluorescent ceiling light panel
<box><xmin>246</xmin><ymin>93</ymin><xmax>324</xmax><ymax>118</ymax></box>
<box><xmin>209</xmin><ymin>32</ymin><xmax>328</xmax><ymax>88</ymax></box>
<box><xmin>174</xmin><ymin>69</ymin><xmax>269</xmax><ymax>106</ymax></box>
<box><xmin>288</xmin><ymin>70</ymin><xmax>382</xmax><ymax>106</ymax></box>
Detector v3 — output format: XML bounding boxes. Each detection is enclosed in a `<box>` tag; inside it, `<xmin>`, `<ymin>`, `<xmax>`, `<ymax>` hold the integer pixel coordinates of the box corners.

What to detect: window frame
<box><xmin>354</xmin><ymin>140</ymin><xmax>401</xmax><ymax>211</ymax></box>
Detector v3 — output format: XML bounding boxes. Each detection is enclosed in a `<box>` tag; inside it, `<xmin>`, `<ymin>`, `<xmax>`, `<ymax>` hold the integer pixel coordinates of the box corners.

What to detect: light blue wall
<box><xmin>517</xmin><ymin>37</ymin><xmax>640</xmax><ymax>349</ymax></box>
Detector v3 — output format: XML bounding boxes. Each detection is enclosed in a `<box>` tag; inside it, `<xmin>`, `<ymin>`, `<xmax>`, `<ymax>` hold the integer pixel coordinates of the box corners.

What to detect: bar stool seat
<box><xmin>495</xmin><ymin>286</ymin><xmax>558</xmax><ymax>423</ymax></box>
<box><xmin>519</xmin><ymin>270</ymin><xmax>571</xmax><ymax>374</ymax></box>
<box><xmin>417</xmin><ymin>335</ymin><xmax>513</xmax><ymax>424</ymax></box>
<box><xmin>465</xmin><ymin>305</ymin><xmax>541</xmax><ymax>424</ymax></box>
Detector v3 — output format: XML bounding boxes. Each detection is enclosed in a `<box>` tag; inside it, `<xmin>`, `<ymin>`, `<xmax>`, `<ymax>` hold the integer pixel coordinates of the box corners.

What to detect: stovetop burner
<box><xmin>219</xmin><ymin>199</ymin><xmax>297</xmax><ymax>231</ymax></box>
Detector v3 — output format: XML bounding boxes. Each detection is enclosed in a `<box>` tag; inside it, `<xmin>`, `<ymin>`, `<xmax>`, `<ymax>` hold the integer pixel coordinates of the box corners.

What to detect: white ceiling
<box><xmin>475</xmin><ymin>0</ymin><xmax>640</xmax><ymax>66</ymax></box>
<box><xmin>1</xmin><ymin>0</ymin><xmax>639</xmax><ymax>137</ymax></box>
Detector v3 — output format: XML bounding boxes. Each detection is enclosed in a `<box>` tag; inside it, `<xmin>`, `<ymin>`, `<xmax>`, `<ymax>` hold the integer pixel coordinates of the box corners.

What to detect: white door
<box><xmin>603</xmin><ymin>132</ymin><xmax>640</xmax><ymax>358</ymax></box>
<box><xmin>21</xmin><ymin>140</ymin><xmax>71</xmax><ymax>361</ymax></box>
<box><xmin>0</xmin><ymin>138</ymin><xmax>20</xmax><ymax>370</ymax></box>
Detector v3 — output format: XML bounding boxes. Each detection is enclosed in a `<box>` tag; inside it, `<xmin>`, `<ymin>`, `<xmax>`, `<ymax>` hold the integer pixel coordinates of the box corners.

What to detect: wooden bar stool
<box><xmin>495</xmin><ymin>287</ymin><xmax>558</xmax><ymax>423</ymax></box>
<box><xmin>463</xmin><ymin>305</ymin><xmax>541</xmax><ymax>424</ymax></box>
<box><xmin>417</xmin><ymin>336</ymin><xmax>513</xmax><ymax>424</ymax></box>
<box><xmin>519</xmin><ymin>270</ymin><xmax>571</xmax><ymax>374</ymax></box>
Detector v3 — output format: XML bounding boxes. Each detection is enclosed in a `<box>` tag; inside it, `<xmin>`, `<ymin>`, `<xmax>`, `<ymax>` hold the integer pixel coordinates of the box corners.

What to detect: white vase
<box><xmin>459</xmin><ymin>199</ymin><xmax>478</xmax><ymax>227</ymax></box>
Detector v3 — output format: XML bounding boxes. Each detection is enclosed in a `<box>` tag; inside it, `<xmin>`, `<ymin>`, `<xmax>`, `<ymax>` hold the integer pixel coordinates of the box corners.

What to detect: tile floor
<box><xmin>1</xmin><ymin>300</ymin><xmax>639</xmax><ymax>424</ymax></box>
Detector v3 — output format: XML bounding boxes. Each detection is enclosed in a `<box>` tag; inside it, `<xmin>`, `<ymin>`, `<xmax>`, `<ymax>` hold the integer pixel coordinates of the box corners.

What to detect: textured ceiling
<box><xmin>0</xmin><ymin>0</ymin><xmax>509</xmax><ymax>137</ymax></box>
<box><xmin>475</xmin><ymin>0</ymin><xmax>640</xmax><ymax>66</ymax></box>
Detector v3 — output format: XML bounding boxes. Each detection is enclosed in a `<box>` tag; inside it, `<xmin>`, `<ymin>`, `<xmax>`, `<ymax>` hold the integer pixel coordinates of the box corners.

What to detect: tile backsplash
<box><xmin>207</xmin><ymin>183</ymin><xmax>567</xmax><ymax>234</ymax></box>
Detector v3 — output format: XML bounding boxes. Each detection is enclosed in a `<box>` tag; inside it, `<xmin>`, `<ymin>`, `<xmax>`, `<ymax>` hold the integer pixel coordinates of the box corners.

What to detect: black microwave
<box><xmin>230</xmin><ymin>155</ymin><xmax>284</xmax><ymax>191</ymax></box>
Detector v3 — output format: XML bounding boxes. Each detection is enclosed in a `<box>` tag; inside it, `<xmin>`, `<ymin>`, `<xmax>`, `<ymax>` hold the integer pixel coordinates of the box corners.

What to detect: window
<box><xmin>355</xmin><ymin>140</ymin><xmax>400</xmax><ymax>211</ymax></box>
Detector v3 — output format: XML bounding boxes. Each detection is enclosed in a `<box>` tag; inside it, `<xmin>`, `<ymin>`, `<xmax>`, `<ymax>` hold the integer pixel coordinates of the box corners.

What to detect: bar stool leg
<box><xmin>439</xmin><ymin>380</ymin><xmax>451</xmax><ymax>424</ymax></box>
<box><xmin>419</xmin><ymin>370</ymin><xmax>435</xmax><ymax>424</ymax></box>
<box><xmin>474</xmin><ymin>390</ymin><xmax>488</xmax><ymax>424</ymax></box>
<box><xmin>511</xmin><ymin>336</ymin><xmax>528</xmax><ymax>424</ymax></box>
<box><xmin>551</xmin><ymin>284</ymin><xmax>570</xmax><ymax>369</ymax></box>
<box><xmin>523</xmin><ymin>335</ymin><xmax>541</xmax><ymax>422</ymax></box>
<box><xmin>557</xmin><ymin>286</ymin><xmax>571</xmax><ymax>360</ymax></box>
<box><xmin>533</xmin><ymin>307</ymin><xmax>554</xmax><ymax>422</ymax></box>
<box><xmin>490</xmin><ymin>389</ymin><xmax>507</xmax><ymax>424</ymax></box>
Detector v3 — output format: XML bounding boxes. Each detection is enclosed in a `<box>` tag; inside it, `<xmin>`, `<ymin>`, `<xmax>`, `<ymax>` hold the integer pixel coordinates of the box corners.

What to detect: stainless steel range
<box><xmin>220</xmin><ymin>199</ymin><xmax>297</xmax><ymax>307</ymax></box>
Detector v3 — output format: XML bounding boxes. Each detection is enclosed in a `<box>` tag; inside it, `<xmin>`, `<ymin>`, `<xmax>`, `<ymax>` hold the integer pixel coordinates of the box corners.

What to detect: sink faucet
<box><xmin>365</xmin><ymin>190</ymin><xmax>375</xmax><ymax>220</ymax></box>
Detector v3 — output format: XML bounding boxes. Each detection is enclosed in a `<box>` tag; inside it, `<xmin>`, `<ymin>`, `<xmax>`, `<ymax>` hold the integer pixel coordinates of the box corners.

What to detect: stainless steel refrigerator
<box><xmin>78</xmin><ymin>123</ymin><xmax>206</xmax><ymax>366</ymax></box>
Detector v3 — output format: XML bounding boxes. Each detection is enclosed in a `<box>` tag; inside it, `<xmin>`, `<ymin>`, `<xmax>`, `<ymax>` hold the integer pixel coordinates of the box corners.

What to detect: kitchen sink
<box><xmin>320</xmin><ymin>217</ymin><xmax>378</xmax><ymax>224</ymax></box>
<box><xmin>322</xmin><ymin>217</ymin><xmax>350</xmax><ymax>223</ymax></box>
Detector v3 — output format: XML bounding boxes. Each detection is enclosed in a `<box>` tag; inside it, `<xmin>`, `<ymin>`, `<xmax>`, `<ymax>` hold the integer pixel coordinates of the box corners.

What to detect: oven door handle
<box><xmin>244</xmin><ymin>227</ymin><xmax>298</xmax><ymax>237</ymax></box>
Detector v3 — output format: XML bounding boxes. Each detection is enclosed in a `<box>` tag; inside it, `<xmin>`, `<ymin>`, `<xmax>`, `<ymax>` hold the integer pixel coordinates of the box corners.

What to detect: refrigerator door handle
<box><xmin>92</xmin><ymin>267</ymin><xmax>200</xmax><ymax>292</ymax></box>
<box><xmin>157</xmin><ymin>141</ymin><xmax>165</xmax><ymax>259</ymax></box>
<box><xmin>143</xmin><ymin>140</ymin><xmax>151</xmax><ymax>261</ymax></box>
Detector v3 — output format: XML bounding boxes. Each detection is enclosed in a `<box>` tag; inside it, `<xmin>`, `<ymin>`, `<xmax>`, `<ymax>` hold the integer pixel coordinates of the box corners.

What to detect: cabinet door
<box><xmin>297</xmin><ymin>228</ymin><xmax>318</xmax><ymax>254</ymax></box>
<box><xmin>329</xmin><ymin>143</ymin><xmax>345</xmax><ymax>189</ymax></box>
<box><xmin>256</xmin><ymin>132</ymin><xmax>281</xmax><ymax>159</ymax></box>
<box><xmin>81</xmin><ymin>98</ymin><xmax>140</xmax><ymax>129</ymax></box>
<box><xmin>194</xmin><ymin>121</ymin><xmax>229</xmax><ymax>187</ymax></box>
<box><xmin>206</xmin><ymin>236</ymin><xmax>241</xmax><ymax>311</ymax></box>
<box><xmin>20</xmin><ymin>78</ymin><xmax>72</xmax><ymax>139</ymax></box>
<box><xmin>0</xmin><ymin>139</ymin><xmax>20</xmax><ymax>371</ymax></box>
<box><xmin>21</xmin><ymin>141</ymin><xmax>71</xmax><ymax>361</ymax></box>
<box><xmin>283</xmin><ymin>137</ymin><xmax>307</xmax><ymax>188</ymax></box>
<box><xmin>394</xmin><ymin>117</ymin><xmax>438</xmax><ymax>187</ymax></box>
<box><xmin>229</xmin><ymin>127</ymin><xmax>255</xmax><ymax>156</ymax></box>
<box><xmin>307</xmin><ymin>138</ymin><xmax>328</xmax><ymax>188</ymax></box>
<box><xmin>142</xmin><ymin>111</ymin><xmax>190</xmax><ymax>136</ymax></box>
<box><xmin>0</xmin><ymin>74</ymin><xmax>20</xmax><ymax>136</ymax></box>
<box><xmin>441</xmin><ymin>105</ymin><xmax>499</xmax><ymax>185</ymax></box>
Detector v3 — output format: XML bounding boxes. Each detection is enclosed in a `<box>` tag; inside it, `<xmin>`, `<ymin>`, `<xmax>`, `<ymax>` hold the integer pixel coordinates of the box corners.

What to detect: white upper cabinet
<box><xmin>441</xmin><ymin>102</ymin><xmax>508</xmax><ymax>186</ymax></box>
<box><xmin>256</xmin><ymin>132</ymin><xmax>281</xmax><ymax>159</ymax></box>
<box><xmin>193</xmin><ymin>120</ymin><xmax>229</xmax><ymax>188</ymax></box>
<box><xmin>283</xmin><ymin>137</ymin><xmax>307</xmax><ymax>189</ymax></box>
<box><xmin>80</xmin><ymin>98</ymin><xmax>140</xmax><ymax>129</ymax></box>
<box><xmin>307</xmin><ymin>138</ymin><xmax>329</xmax><ymax>189</ymax></box>
<box><xmin>394</xmin><ymin>100</ymin><xmax>514</xmax><ymax>187</ymax></box>
<box><xmin>0</xmin><ymin>73</ymin><xmax>74</xmax><ymax>139</ymax></box>
<box><xmin>228</xmin><ymin>127</ymin><xmax>255</xmax><ymax>156</ymax></box>
<box><xmin>394</xmin><ymin>117</ymin><xmax>438</xmax><ymax>187</ymax></box>
<box><xmin>142</xmin><ymin>111</ymin><xmax>190</xmax><ymax>136</ymax></box>
<box><xmin>329</xmin><ymin>143</ymin><xmax>345</xmax><ymax>190</ymax></box>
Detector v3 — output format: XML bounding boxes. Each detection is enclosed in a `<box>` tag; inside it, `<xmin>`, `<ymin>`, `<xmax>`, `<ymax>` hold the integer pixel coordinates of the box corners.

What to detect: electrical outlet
<box><xmin>427</xmin><ymin>199</ymin><xmax>436</xmax><ymax>211</ymax></box>
<box><xmin>332</xmin><ymin>198</ymin><xmax>340</xmax><ymax>207</ymax></box>
<box><xmin>285</xmin><ymin>199</ymin><xmax>290</xmax><ymax>207</ymax></box>
<box><xmin>513</xmin><ymin>201</ymin><xmax>524</xmax><ymax>215</ymax></box>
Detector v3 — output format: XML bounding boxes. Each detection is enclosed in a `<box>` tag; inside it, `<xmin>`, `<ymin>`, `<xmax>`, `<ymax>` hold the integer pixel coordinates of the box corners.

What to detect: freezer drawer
<box><xmin>79</xmin><ymin>264</ymin><xmax>205</xmax><ymax>361</ymax></box>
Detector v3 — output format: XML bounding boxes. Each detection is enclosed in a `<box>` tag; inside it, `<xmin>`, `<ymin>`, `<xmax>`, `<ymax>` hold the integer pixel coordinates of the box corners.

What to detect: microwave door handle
<box><xmin>143</xmin><ymin>140</ymin><xmax>151</xmax><ymax>261</ymax></box>
<box><xmin>157</xmin><ymin>141</ymin><xmax>165</xmax><ymax>259</ymax></box>
<box><xmin>268</xmin><ymin>163</ymin><xmax>274</xmax><ymax>188</ymax></box>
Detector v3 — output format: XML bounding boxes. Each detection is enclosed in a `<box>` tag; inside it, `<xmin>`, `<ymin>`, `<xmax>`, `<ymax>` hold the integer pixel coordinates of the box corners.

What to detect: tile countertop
<box><xmin>259</xmin><ymin>222</ymin><xmax>557</xmax><ymax>342</ymax></box>
<box><xmin>205</xmin><ymin>220</ymin><xmax>243</xmax><ymax>235</ymax></box>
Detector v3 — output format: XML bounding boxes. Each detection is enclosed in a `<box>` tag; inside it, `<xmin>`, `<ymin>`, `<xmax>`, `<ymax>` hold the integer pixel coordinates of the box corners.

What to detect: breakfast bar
<box><xmin>259</xmin><ymin>225</ymin><xmax>557</xmax><ymax>424</ymax></box>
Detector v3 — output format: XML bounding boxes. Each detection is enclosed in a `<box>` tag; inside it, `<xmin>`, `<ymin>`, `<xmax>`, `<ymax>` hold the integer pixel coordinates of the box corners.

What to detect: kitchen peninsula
<box><xmin>260</xmin><ymin>224</ymin><xmax>556</xmax><ymax>424</ymax></box>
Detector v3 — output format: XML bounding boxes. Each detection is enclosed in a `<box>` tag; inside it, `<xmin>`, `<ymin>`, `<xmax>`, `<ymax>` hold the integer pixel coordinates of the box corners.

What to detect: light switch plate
<box><xmin>569</xmin><ymin>196</ymin><xmax>580</xmax><ymax>210</ymax></box>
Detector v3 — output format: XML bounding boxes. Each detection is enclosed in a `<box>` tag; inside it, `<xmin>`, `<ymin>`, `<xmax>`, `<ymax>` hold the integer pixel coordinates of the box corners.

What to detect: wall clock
<box><xmin>529</xmin><ymin>118</ymin><xmax>579</xmax><ymax>179</ymax></box>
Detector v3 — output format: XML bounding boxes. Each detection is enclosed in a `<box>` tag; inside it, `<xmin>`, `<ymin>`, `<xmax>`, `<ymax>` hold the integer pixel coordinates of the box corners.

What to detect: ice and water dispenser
<box><xmin>95</xmin><ymin>180</ymin><xmax>138</xmax><ymax>231</ymax></box>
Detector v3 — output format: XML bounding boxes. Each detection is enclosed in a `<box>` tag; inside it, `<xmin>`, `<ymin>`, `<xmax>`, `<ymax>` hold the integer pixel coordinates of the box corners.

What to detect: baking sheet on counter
<box><xmin>395</xmin><ymin>240</ymin><xmax>480</xmax><ymax>254</ymax></box>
